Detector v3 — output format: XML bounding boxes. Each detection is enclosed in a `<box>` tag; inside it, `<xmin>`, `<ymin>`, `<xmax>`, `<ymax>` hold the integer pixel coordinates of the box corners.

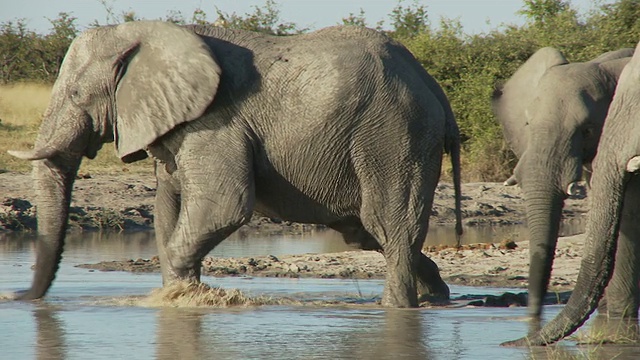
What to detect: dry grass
<box><xmin>0</xmin><ymin>82</ymin><xmax>152</xmax><ymax>175</ymax></box>
<box><xmin>574</xmin><ymin>316</ymin><xmax>639</xmax><ymax>345</ymax></box>
<box><xmin>525</xmin><ymin>318</ymin><xmax>639</xmax><ymax>360</ymax></box>
<box><xmin>0</xmin><ymin>83</ymin><xmax>48</xmax><ymax>172</ymax></box>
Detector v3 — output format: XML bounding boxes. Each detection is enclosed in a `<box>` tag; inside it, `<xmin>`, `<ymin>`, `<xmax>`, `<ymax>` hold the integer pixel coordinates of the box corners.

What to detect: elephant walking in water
<box><xmin>492</xmin><ymin>47</ymin><xmax>633</xmax><ymax>319</ymax></box>
<box><xmin>8</xmin><ymin>21</ymin><xmax>462</xmax><ymax>308</ymax></box>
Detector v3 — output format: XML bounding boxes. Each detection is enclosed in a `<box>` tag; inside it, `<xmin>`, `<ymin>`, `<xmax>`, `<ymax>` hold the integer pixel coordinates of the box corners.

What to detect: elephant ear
<box><xmin>114</xmin><ymin>21</ymin><xmax>221</xmax><ymax>163</ymax></box>
<box><xmin>492</xmin><ymin>47</ymin><xmax>568</xmax><ymax>157</ymax></box>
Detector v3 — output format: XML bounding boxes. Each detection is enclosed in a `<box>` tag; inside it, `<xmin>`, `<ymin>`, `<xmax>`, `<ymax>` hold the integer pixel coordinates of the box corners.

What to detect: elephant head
<box><xmin>8</xmin><ymin>21</ymin><xmax>222</xmax><ymax>299</ymax></box>
<box><xmin>492</xmin><ymin>47</ymin><xmax>633</xmax><ymax>319</ymax></box>
<box><xmin>504</xmin><ymin>41</ymin><xmax>640</xmax><ymax>346</ymax></box>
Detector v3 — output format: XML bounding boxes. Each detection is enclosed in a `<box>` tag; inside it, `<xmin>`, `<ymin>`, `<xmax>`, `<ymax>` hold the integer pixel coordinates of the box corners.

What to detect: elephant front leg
<box><xmin>603</xmin><ymin>176</ymin><xmax>640</xmax><ymax>322</ymax></box>
<box><xmin>163</xmin><ymin>162</ymin><xmax>255</xmax><ymax>284</ymax></box>
<box><xmin>163</xmin><ymin>191</ymin><xmax>254</xmax><ymax>284</ymax></box>
<box><xmin>154</xmin><ymin>162</ymin><xmax>181</xmax><ymax>285</ymax></box>
<box><xmin>165</xmin><ymin>223</ymin><xmax>244</xmax><ymax>283</ymax></box>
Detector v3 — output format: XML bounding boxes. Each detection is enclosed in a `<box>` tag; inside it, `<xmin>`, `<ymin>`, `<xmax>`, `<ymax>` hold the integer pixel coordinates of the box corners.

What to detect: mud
<box><xmin>0</xmin><ymin>171</ymin><xmax>589</xmax><ymax>231</ymax></box>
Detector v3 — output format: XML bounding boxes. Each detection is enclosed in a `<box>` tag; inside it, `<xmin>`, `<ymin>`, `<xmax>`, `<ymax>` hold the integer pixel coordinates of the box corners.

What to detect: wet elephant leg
<box><xmin>329</xmin><ymin>218</ymin><xmax>449</xmax><ymax>302</ymax></box>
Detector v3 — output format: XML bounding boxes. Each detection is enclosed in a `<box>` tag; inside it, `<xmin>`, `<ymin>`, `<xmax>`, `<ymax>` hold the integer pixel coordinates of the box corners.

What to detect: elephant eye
<box><xmin>583</xmin><ymin>127</ymin><xmax>594</xmax><ymax>139</ymax></box>
<box><xmin>69</xmin><ymin>88</ymin><xmax>87</xmax><ymax>106</ymax></box>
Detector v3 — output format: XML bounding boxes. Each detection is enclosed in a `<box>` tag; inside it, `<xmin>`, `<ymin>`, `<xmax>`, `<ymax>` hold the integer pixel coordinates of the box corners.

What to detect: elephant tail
<box><xmin>444</xmin><ymin>113</ymin><xmax>463</xmax><ymax>245</ymax></box>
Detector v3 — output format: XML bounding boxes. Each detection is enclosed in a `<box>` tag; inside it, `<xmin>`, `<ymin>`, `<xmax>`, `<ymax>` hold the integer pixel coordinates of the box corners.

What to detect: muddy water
<box><xmin>1</xmin><ymin>226</ymin><xmax>639</xmax><ymax>359</ymax></box>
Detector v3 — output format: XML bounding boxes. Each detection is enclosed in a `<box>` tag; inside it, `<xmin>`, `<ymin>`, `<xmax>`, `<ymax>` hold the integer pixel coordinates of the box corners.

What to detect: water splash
<box><xmin>100</xmin><ymin>282</ymin><xmax>299</xmax><ymax>308</ymax></box>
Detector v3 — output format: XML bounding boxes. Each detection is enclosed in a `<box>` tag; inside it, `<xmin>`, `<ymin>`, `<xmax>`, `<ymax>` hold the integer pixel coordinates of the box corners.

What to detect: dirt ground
<box><xmin>1</xmin><ymin>171</ymin><xmax>590</xmax><ymax>306</ymax></box>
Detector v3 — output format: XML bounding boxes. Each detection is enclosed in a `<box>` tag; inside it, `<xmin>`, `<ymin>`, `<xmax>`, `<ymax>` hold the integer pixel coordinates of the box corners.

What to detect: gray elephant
<box><xmin>492</xmin><ymin>47</ymin><xmax>634</xmax><ymax>319</ymax></box>
<box><xmin>504</xmin><ymin>40</ymin><xmax>640</xmax><ymax>346</ymax></box>
<box><xmin>7</xmin><ymin>21</ymin><xmax>462</xmax><ymax>308</ymax></box>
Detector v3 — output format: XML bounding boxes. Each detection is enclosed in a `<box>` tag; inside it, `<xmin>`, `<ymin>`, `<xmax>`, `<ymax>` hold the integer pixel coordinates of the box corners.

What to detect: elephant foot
<box><xmin>10</xmin><ymin>289</ymin><xmax>41</xmax><ymax>301</ymax></box>
<box><xmin>162</xmin><ymin>259</ymin><xmax>202</xmax><ymax>286</ymax></box>
<box><xmin>382</xmin><ymin>270</ymin><xmax>419</xmax><ymax>308</ymax></box>
<box><xmin>416</xmin><ymin>252</ymin><xmax>450</xmax><ymax>304</ymax></box>
<box><xmin>381</xmin><ymin>287</ymin><xmax>418</xmax><ymax>308</ymax></box>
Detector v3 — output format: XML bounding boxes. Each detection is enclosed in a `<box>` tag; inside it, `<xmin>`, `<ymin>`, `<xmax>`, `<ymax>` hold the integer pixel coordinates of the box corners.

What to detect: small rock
<box><xmin>499</xmin><ymin>239</ymin><xmax>518</xmax><ymax>250</ymax></box>
<box><xmin>487</xmin><ymin>266</ymin><xmax>507</xmax><ymax>274</ymax></box>
<box><xmin>508</xmin><ymin>275</ymin><xmax>527</xmax><ymax>281</ymax></box>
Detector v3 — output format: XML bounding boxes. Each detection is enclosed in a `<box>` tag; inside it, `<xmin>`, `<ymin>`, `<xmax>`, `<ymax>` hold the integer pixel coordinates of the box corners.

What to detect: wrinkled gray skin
<box><xmin>8</xmin><ymin>21</ymin><xmax>462</xmax><ymax>307</ymax></box>
<box><xmin>504</xmin><ymin>41</ymin><xmax>640</xmax><ymax>347</ymax></box>
<box><xmin>492</xmin><ymin>47</ymin><xmax>634</xmax><ymax>319</ymax></box>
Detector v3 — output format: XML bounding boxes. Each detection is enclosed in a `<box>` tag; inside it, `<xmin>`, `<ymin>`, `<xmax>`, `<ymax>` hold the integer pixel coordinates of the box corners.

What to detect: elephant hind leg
<box><xmin>329</xmin><ymin>218</ymin><xmax>449</xmax><ymax>302</ymax></box>
<box><xmin>415</xmin><ymin>253</ymin><xmax>449</xmax><ymax>302</ymax></box>
<box><xmin>358</xmin><ymin>172</ymin><xmax>440</xmax><ymax>307</ymax></box>
<box><xmin>351</xmin><ymin>120</ymin><xmax>443</xmax><ymax>307</ymax></box>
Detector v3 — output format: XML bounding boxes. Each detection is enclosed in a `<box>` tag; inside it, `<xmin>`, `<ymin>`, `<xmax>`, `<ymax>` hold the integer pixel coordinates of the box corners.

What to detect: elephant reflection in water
<box><xmin>155</xmin><ymin>308</ymin><xmax>433</xmax><ymax>359</ymax></box>
<box><xmin>33</xmin><ymin>306</ymin><xmax>66</xmax><ymax>360</ymax></box>
<box><xmin>336</xmin><ymin>310</ymin><xmax>431</xmax><ymax>358</ymax></box>
<box><xmin>155</xmin><ymin>309</ymin><xmax>211</xmax><ymax>360</ymax></box>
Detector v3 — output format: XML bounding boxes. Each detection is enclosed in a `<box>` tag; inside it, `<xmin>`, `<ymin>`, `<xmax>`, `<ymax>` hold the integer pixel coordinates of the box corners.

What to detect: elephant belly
<box><xmin>253</xmin><ymin>171</ymin><xmax>361</xmax><ymax>225</ymax></box>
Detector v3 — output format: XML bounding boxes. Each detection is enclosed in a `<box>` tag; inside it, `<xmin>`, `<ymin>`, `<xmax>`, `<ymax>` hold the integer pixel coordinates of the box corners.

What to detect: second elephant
<box><xmin>506</xmin><ymin>40</ymin><xmax>640</xmax><ymax>347</ymax></box>
<box><xmin>492</xmin><ymin>47</ymin><xmax>634</xmax><ymax>319</ymax></box>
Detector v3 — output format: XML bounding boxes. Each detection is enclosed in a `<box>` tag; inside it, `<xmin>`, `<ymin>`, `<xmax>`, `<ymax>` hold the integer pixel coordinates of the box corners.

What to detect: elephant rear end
<box><xmin>246</xmin><ymin>26</ymin><xmax>452</xmax><ymax>226</ymax></box>
<box><xmin>243</xmin><ymin>26</ymin><xmax>459</xmax><ymax>307</ymax></box>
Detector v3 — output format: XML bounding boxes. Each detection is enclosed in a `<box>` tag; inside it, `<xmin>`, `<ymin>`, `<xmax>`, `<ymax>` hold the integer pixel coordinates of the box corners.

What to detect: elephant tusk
<box><xmin>626</xmin><ymin>156</ymin><xmax>640</xmax><ymax>173</ymax></box>
<box><xmin>7</xmin><ymin>147</ymin><xmax>58</xmax><ymax>161</ymax></box>
<box><xmin>503</xmin><ymin>175</ymin><xmax>518</xmax><ymax>186</ymax></box>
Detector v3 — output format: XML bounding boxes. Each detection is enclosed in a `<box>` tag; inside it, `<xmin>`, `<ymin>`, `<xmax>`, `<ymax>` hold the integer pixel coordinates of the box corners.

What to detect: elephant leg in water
<box><xmin>330</xmin><ymin>220</ymin><xmax>450</xmax><ymax>302</ymax></box>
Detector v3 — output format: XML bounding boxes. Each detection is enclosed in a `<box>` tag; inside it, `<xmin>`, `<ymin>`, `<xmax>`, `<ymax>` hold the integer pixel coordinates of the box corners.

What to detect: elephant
<box><xmin>503</xmin><ymin>40</ymin><xmax>640</xmax><ymax>346</ymax></box>
<box><xmin>7</xmin><ymin>20</ymin><xmax>462</xmax><ymax>308</ymax></box>
<box><xmin>492</xmin><ymin>46</ymin><xmax>634</xmax><ymax>319</ymax></box>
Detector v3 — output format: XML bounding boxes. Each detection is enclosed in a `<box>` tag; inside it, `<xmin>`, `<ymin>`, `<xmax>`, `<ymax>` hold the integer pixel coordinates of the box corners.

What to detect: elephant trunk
<box><xmin>504</xmin><ymin>159</ymin><xmax>626</xmax><ymax>346</ymax></box>
<box><xmin>15</xmin><ymin>157</ymin><xmax>80</xmax><ymax>300</ymax></box>
<box><xmin>522</xmin><ymin>181</ymin><xmax>565</xmax><ymax>319</ymax></box>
